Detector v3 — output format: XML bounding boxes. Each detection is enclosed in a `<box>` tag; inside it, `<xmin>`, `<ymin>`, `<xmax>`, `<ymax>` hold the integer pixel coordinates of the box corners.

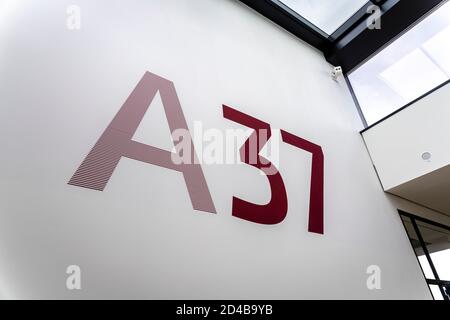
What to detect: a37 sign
<box><xmin>68</xmin><ymin>71</ymin><xmax>324</xmax><ymax>234</ymax></box>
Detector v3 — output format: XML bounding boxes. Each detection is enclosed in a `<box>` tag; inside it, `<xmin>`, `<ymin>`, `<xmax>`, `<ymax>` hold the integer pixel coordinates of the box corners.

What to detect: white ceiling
<box><xmin>388</xmin><ymin>164</ymin><xmax>450</xmax><ymax>216</ymax></box>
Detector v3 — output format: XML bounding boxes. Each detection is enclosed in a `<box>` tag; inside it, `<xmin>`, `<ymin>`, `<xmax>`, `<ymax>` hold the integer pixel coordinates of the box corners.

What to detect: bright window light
<box><xmin>418</xmin><ymin>248</ymin><xmax>450</xmax><ymax>282</ymax></box>
<box><xmin>422</xmin><ymin>25</ymin><xmax>450</xmax><ymax>76</ymax></box>
<box><xmin>418</xmin><ymin>255</ymin><xmax>435</xmax><ymax>279</ymax></box>
<box><xmin>379</xmin><ymin>48</ymin><xmax>448</xmax><ymax>101</ymax></box>
<box><xmin>429</xmin><ymin>248</ymin><xmax>450</xmax><ymax>280</ymax></box>
<box><xmin>279</xmin><ymin>0</ymin><xmax>368</xmax><ymax>35</ymax></box>
<box><xmin>349</xmin><ymin>1</ymin><xmax>450</xmax><ymax>126</ymax></box>
<box><xmin>429</xmin><ymin>285</ymin><xmax>444</xmax><ymax>300</ymax></box>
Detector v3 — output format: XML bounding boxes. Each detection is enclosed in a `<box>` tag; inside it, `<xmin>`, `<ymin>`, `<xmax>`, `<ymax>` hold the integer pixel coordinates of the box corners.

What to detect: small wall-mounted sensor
<box><xmin>331</xmin><ymin>66</ymin><xmax>343</xmax><ymax>81</ymax></box>
<box><xmin>421</xmin><ymin>152</ymin><xmax>432</xmax><ymax>161</ymax></box>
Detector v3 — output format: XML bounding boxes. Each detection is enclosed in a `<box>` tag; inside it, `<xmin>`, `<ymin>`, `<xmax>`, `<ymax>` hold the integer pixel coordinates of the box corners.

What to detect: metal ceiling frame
<box><xmin>239</xmin><ymin>0</ymin><xmax>445</xmax><ymax>74</ymax></box>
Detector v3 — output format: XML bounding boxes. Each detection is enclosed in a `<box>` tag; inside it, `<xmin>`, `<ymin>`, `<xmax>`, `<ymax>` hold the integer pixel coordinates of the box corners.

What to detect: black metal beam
<box><xmin>328</xmin><ymin>0</ymin><xmax>384</xmax><ymax>42</ymax></box>
<box><xmin>325</xmin><ymin>0</ymin><xmax>446</xmax><ymax>73</ymax></box>
<box><xmin>238</xmin><ymin>0</ymin><xmax>331</xmax><ymax>52</ymax></box>
<box><xmin>240</xmin><ymin>0</ymin><xmax>445</xmax><ymax>75</ymax></box>
<box><xmin>410</xmin><ymin>217</ymin><xmax>448</xmax><ymax>300</ymax></box>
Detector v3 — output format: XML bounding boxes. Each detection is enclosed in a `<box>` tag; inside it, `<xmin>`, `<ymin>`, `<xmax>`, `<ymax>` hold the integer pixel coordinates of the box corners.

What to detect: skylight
<box><xmin>278</xmin><ymin>0</ymin><xmax>368</xmax><ymax>35</ymax></box>
<box><xmin>349</xmin><ymin>1</ymin><xmax>450</xmax><ymax>126</ymax></box>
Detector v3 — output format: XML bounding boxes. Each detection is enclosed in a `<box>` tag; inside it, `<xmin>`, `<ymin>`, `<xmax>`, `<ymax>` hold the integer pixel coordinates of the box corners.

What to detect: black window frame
<box><xmin>239</xmin><ymin>0</ymin><xmax>447</xmax><ymax>129</ymax></box>
<box><xmin>399</xmin><ymin>210</ymin><xmax>450</xmax><ymax>300</ymax></box>
<box><xmin>239</xmin><ymin>0</ymin><xmax>444</xmax><ymax>73</ymax></box>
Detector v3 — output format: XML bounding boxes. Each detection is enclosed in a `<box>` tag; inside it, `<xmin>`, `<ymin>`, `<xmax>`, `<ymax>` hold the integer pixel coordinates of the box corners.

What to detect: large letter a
<box><xmin>68</xmin><ymin>71</ymin><xmax>216</xmax><ymax>214</ymax></box>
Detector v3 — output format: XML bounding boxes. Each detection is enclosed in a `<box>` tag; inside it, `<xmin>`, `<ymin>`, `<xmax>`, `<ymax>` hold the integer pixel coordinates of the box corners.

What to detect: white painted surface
<box><xmin>362</xmin><ymin>82</ymin><xmax>450</xmax><ymax>190</ymax></box>
<box><xmin>0</xmin><ymin>0</ymin><xmax>436</xmax><ymax>299</ymax></box>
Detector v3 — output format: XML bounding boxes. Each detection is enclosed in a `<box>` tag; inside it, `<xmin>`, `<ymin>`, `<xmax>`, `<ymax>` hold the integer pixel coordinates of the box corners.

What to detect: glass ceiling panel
<box><xmin>278</xmin><ymin>0</ymin><xmax>369</xmax><ymax>35</ymax></box>
<box><xmin>348</xmin><ymin>0</ymin><xmax>450</xmax><ymax>126</ymax></box>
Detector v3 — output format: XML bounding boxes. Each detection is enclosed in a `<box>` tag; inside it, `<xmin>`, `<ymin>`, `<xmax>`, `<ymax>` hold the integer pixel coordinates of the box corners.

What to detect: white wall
<box><xmin>362</xmin><ymin>82</ymin><xmax>450</xmax><ymax>190</ymax></box>
<box><xmin>0</xmin><ymin>0</ymin><xmax>436</xmax><ymax>299</ymax></box>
